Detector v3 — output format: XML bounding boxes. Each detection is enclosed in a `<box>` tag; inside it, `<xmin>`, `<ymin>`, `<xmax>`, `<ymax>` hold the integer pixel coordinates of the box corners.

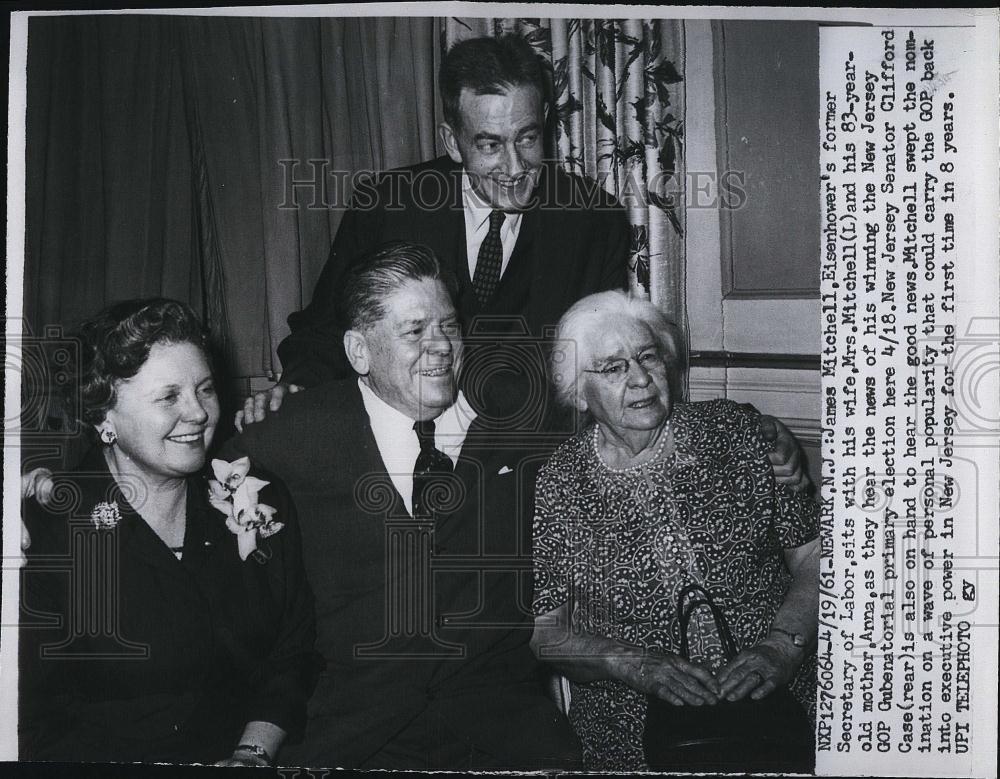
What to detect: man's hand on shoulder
<box><xmin>759</xmin><ymin>415</ymin><xmax>810</xmax><ymax>493</ymax></box>
<box><xmin>235</xmin><ymin>383</ymin><xmax>303</xmax><ymax>433</ymax></box>
<box><xmin>21</xmin><ymin>467</ymin><xmax>55</xmax><ymax>551</ymax></box>
<box><xmin>22</xmin><ymin>467</ymin><xmax>55</xmax><ymax>505</ymax></box>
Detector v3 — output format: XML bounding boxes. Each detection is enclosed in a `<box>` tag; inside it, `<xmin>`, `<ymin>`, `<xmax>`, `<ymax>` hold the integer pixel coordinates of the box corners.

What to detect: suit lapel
<box><xmin>505</xmin><ymin>205</ymin><xmax>537</xmax><ymax>284</ymax></box>
<box><xmin>444</xmin><ymin>169</ymin><xmax>474</xmax><ymax>305</ymax></box>
<box><xmin>428</xmin><ymin>157</ymin><xmax>467</xmax><ymax>284</ymax></box>
<box><xmin>115</xmin><ymin>496</ymin><xmax>187</xmax><ymax>575</ymax></box>
<box><xmin>341</xmin><ymin>382</ymin><xmax>410</xmax><ymax>519</ymax></box>
<box><xmin>110</xmin><ymin>469</ymin><xmax>227</xmax><ymax>582</ymax></box>
<box><xmin>525</xmin><ymin>164</ymin><xmax>567</xmax><ymax>329</ymax></box>
<box><xmin>70</xmin><ymin>448</ymin><xmax>183</xmax><ymax>575</ymax></box>
<box><xmin>447</xmin><ymin>201</ymin><xmax>468</xmax><ymax>282</ymax></box>
<box><xmin>180</xmin><ymin>477</ymin><xmax>230</xmax><ymax>570</ymax></box>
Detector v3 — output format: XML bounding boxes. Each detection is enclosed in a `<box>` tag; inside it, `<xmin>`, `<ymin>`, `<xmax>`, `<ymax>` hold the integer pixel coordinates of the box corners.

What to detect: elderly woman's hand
<box><xmin>716</xmin><ymin>637</ymin><xmax>803</xmax><ymax>702</ymax></box>
<box><xmin>618</xmin><ymin>652</ymin><xmax>722</xmax><ymax>706</ymax></box>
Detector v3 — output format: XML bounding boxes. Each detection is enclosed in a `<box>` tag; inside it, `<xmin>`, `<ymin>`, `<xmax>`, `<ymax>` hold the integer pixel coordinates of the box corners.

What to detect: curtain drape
<box><xmin>443</xmin><ymin>17</ymin><xmax>686</xmax><ymax>322</ymax></box>
<box><xmin>24</xmin><ymin>15</ymin><xmax>437</xmax><ymax>379</ymax></box>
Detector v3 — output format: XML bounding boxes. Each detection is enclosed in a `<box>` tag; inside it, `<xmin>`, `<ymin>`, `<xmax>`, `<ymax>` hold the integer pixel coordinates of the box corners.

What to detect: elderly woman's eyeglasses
<box><xmin>582</xmin><ymin>351</ymin><xmax>667</xmax><ymax>383</ymax></box>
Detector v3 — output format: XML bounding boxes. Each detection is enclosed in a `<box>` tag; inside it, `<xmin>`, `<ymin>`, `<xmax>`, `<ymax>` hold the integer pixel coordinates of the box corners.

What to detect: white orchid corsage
<box><xmin>90</xmin><ymin>501</ymin><xmax>121</xmax><ymax>529</ymax></box>
<box><xmin>208</xmin><ymin>457</ymin><xmax>284</xmax><ymax>562</ymax></box>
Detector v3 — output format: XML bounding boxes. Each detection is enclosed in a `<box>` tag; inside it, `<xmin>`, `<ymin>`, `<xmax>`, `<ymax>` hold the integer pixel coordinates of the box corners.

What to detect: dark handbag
<box><xmin>642</xmin><ymin>584</ymin><xmax>814</xmax><ymax>773</ymax></box>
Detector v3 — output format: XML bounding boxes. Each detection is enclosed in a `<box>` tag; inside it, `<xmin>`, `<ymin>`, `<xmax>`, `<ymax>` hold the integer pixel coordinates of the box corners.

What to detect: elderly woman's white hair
<box><xmin>550</xmin><ymin>290</ymin><xmax>684</xmax><ymax>410</ymax></box>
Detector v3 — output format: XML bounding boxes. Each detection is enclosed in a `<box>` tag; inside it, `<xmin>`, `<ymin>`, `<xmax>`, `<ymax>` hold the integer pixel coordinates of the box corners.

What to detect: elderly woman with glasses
<box><xmin>530</xmin><ymin>290</ymin><xmax>820</xmax><ymax>771</ymax></box>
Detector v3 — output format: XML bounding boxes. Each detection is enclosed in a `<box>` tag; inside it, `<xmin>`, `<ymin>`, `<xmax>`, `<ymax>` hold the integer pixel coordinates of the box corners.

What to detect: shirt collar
<box><xmin>435</xmin><ymin>387</ymin><xmax>477</xmax><ymax>456</ymax></box>
<box><xmin>357</xmin><ymin>378</ymin><xmax>476</xmax><ymax>463</ymax></box>
<box><xmin>461</xmin><ymin>171</ymin><xmax>494</xmax><ymax>231</ymax></box>
<box><xmin>460</xmin><ymin>171</ymin><xmax>524</xmax><ymax>233</ymax></box>
<box><xmin>357</xmin><ymin>377</ymin><xmax>416</xmax><ymax>433</ymax></box>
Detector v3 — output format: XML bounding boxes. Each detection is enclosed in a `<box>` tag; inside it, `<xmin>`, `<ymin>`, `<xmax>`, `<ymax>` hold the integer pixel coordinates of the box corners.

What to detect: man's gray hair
<box><xmin>550</xmin><ymin>290</ymin><xmax>683</xmax><ymax>409</ymax></box>
<box><xmin>336</xmin><ymin>241</ymin><xmax>458</xmax><ymax>331</ymax></box>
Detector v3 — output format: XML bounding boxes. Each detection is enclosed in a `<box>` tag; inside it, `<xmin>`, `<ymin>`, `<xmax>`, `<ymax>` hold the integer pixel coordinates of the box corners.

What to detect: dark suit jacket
<box><xmin>220</xmin><ymin>379</ymin><xmax>547</xmax><ymax>768</ymax></box>
<box><xmin>19</xmin><ymin>448</ymin><xmax>319</xmax><ymax>764</ymax></box>
<box><xmin>277</xmin><ymin>155</ymin><xmax>629</xmax><ymax>394</ymax></box>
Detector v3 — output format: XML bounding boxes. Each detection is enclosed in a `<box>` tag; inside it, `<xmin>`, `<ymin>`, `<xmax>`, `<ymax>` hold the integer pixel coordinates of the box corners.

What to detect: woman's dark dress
<box><xmin>19</xmin><ymin>447</ymin><xmax>319</xmax><ymax>764</ymax></box>
<box><xmin>532</xmin><ymin>400</ymin><xmax>819</xmax><ymax>770</ymax></box>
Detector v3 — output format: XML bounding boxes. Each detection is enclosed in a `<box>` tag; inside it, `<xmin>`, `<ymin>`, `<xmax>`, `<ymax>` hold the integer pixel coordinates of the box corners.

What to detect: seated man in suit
<box><xmin>239</xmin><ymin>32</ymin><xmax>808</xmax><ymax>487</ymax></box>
<box><xmin>219</xmin><ymin>241</ymin><xmax>581</xmax><ymax>770</ymax></box>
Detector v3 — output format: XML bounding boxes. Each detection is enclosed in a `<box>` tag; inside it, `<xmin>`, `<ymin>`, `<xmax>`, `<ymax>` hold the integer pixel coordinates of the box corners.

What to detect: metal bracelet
<box><xmin>234</xmin><ymin>743</ymin><xmax>272</xmax><ymax>765</ymax></box>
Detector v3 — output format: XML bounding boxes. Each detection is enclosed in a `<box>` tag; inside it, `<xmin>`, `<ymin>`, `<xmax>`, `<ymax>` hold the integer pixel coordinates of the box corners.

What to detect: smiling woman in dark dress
<box><xmin>19</xmin><ymin>298</ymin><xmax>318</xmax><ymax>766</ymax></box>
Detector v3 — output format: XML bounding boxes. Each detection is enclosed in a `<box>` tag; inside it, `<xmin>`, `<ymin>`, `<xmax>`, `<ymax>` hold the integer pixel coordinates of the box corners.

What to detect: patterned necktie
<box><xmin>472</xmin><ymin>210</ymin><xmax>506</xmax><ymax>306</ymax></box>
<box><xmin>412</xmin><ymin>419</ymin><xmax>454</xmax><ymax>518</ymax></box>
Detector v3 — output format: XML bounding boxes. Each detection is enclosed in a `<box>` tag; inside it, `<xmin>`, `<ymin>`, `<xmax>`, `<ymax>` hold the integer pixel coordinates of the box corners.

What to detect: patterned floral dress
<box><xmin>532</xmin><ymin>400</ymin><xmax>819</xmax><ymax>770</ymax></box>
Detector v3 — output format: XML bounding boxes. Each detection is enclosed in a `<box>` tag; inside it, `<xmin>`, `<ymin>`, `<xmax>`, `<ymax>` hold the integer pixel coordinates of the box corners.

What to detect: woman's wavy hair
<box><xmin>550</xmin><ymin>290</ymin><xmax>685</xmax><ymax>411</ymax></box>
<box><xmin>68</xmin><ymin>298</ymin><xmax>210</xmax><ymax>429</ymax></box>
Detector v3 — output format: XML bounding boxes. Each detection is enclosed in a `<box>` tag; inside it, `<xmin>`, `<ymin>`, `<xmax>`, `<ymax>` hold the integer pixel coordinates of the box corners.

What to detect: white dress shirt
<box><xmin>461</xmin><ymin>172</ymin><xmax>523</xmax><ymax>282</ymax></box>
<box><xmin>357</xmin><ymin>378</ymin><xmax>477</xmax><ymax>516</ymax></box>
